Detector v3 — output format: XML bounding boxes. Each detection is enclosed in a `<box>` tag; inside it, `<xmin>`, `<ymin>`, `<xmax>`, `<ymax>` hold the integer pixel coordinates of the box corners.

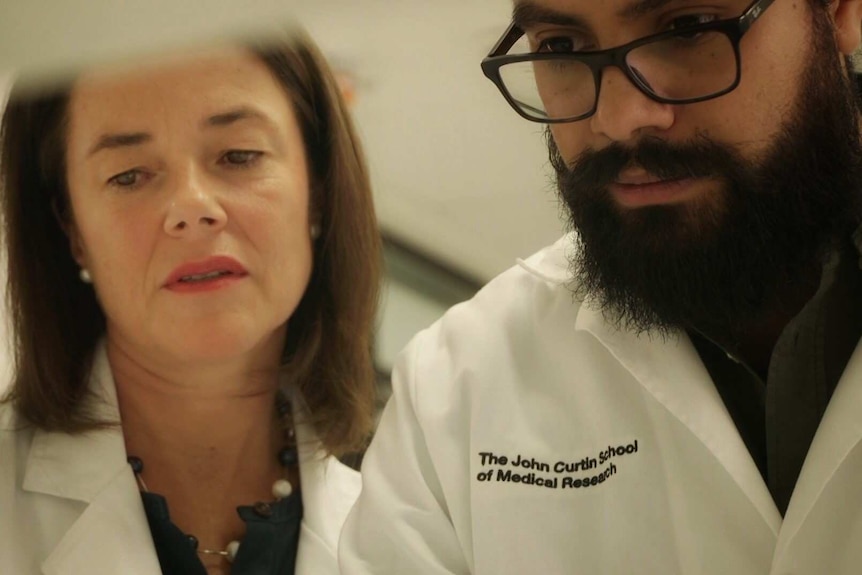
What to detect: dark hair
<box><xmin>0</xmin><ymin>30</ymin><xmax>381</xmax><ymax>456</ymax></box>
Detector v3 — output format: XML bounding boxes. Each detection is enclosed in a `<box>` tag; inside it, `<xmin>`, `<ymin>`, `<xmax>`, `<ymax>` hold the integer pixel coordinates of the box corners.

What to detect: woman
<box><xmin>0</xmin><ymin>29</ymin><xmax>380</xmax><ymax>575</ymax></box>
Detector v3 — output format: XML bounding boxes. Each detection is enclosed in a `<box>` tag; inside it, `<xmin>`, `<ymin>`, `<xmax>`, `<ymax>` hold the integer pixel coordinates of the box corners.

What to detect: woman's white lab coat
<box><xmin>339</xmin><ymin>234</ymin><xmax>862</xmax><ymax>575</ymax></box>
<box><xmin>0</xmin><ymin>344</ymin><xmax>360</xmax><ymax>575</ymax></box>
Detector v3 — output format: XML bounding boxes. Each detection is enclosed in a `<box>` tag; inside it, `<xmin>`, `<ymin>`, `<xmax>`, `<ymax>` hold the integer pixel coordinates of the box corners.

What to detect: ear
<box><xmin>830</xmin><ymin>0</ymin><xmax>862</xmax><ymax>55</ymax></box>
<box><xmin>308</xmin><ymin>186</ymin><xmax>322</xmax><ymax>241</ymax></box>
<box><xmin>51</xmin><ymin>197</ymin><xmax>89</xmax><ymax>269</ymax></box>
<box><xmin>68</xmin><ymin>224</ymin><xmax>90</xmax><ymax>270</ymax></box>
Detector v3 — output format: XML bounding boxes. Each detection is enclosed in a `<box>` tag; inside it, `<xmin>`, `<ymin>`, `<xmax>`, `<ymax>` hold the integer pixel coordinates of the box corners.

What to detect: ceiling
<box><xmin>1</xmin><ymin>0</ymin><xmax>565</xmax><ymax>283</ymax></box>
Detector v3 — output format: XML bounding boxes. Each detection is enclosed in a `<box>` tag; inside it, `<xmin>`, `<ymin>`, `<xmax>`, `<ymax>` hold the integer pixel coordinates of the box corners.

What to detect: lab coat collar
<box><xmin>39</xmin><ymin>467</ymin><xmax>161</xmax><ymax>575</ymax></box>
<box><xmin>574</xmin><ymin>302</ymin><xmax>782</xmax><ymax>535</ymax></box>
<box><xmin>515</xmin><ymin>233</ymin><xmax>572</xmax><ymax>286</ymax></box>
<box><xmin>22</xmin><ymin>345</ymin><xmax>123</xmax><ymax>503</ymax></box>
<box><xmin>773</xmin><ymin>337</ymin><xmax>862</xmax><ymax>562</ymax></box>
<box><xmin>776</xmin><ymin>225</ymin><xmax>862</xmax><ymax>553</ymax></box>
<box><xmin>520</xmin><ymin>234</ymin><xmax>782</xmax><ymax>534</ymax></box>
<box><xmin>291</xmin><ymin>389</ymin><xmax>361</xmax><ymax>570</ymax></box>
<box><xmin>22</xmin><ymin>344</ymin><xmax>162</xmax><ymax>574</ymax></box>
<box><xmin>18</xmin><ymin>343</ymin><xmax>357</xmax><ymax>573</ymax></box>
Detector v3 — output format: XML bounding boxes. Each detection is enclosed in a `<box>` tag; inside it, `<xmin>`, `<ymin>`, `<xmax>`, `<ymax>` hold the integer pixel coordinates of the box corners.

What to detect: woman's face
<box><xmin>65</xmin><ymin>46</ymin><xmax>313</xmax><ymax>367</ymax></box>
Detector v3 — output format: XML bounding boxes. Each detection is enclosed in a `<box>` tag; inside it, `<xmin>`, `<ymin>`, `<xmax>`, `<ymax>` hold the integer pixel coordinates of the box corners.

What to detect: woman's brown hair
<box><xmin>0</xmin><ymin>29</ymin><xmax>381</xmax><ymax>456</ymax></box>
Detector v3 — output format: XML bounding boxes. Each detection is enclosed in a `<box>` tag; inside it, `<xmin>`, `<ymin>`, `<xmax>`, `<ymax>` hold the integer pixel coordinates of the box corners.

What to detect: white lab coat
<box><xmin>0</xmin><ymin>343</ymin><xmax>360</xmax><ymax>575</ymax></box>
<box><xmin>339</xmin><ymin>234</ymin><xmax>862</xmax><ymax>575</ymax></box>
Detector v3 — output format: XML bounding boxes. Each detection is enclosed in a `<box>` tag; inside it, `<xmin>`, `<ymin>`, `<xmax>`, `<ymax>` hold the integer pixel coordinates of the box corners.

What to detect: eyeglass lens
<box><xmin>498</xmin><ymin>30</ymin><xmax>738</xmax><ymax>121</ymax></box>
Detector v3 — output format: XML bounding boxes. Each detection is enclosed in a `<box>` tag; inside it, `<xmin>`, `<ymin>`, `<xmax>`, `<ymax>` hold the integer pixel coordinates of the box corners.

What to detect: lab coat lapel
<box><xmin>574</xmin><ymin>302</ymin><xmax>782</xmax><ymax>535</ymax></box>
<box><xmin>39</xmin><ymin>466</ymin><xmax>161</xmax><ymax>575</ymax></box>
<box><xmin>22</xmin><ymin>345</ymin><xmax>160</xmax><ymax>575</ymax></box>
<box><xmin>773</xmin><ymin>338</ymin><xmax>862</xmax><ymax>563</ymax></box>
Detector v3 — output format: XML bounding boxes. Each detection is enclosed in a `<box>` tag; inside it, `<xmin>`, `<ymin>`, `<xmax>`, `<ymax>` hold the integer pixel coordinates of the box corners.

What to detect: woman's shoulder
<box><xmin>290</xmin><ymin>386</ymin><xmax>362</xmax><ymax>512</ymax></box>
<box><xmin>296</xmin><ymin>436</ymin><xmax>362</xmax><ymax>539</ymax></box>
<box><xmin>0</xmin><ymin>397</ymin><xmax>20</xmax><ymax>426</ymax></box>
<box><xmin>292</xmin><ymin>393</ymin><xmax>362</xmax><ymax>574</ymax></box>
<box><xmin>0</xmin><ymin>402</ymin><xmax>48</xmax><ymax>520</ymax></box>
<box><xmin>0</xmin><ymin>400</ymin><xmax>35</xmax><ymax>460</ymax></box>
<box><xmin>316</xmin><ymin>454</ymin><xmax>362</xmax><ymax>516</ymax></box>
<box><xmin>292</xmin><ymin>453</ymin><xmax>360</xmax><ymax>574</ymax></box>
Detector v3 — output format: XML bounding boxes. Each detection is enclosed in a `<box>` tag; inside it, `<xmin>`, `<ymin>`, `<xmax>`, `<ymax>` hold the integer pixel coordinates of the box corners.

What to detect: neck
<box><xmin>108</xmin><ymin>335</ymin><xmax>284</xmax><ymax>468</ymax></box>
<box><xmin>107</xmin><ymin>337</ymin><xmax>291</xmax><ymax>551</ymax></box>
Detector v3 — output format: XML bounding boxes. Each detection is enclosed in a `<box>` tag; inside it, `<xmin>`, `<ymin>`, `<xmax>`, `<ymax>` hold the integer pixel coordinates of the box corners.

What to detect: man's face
<box><xmin>543</xmin><ymin>0</ymin><xmax>809</xmax><ymax>179</ymax></box>
<box><xmin>537</xmin><ymin>0</ymin><xmax>862</xmax><ymax>338</ymax></box>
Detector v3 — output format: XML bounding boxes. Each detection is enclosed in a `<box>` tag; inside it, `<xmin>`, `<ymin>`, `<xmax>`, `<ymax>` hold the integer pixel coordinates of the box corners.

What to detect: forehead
<box><xmin>512</xmin><ymin>0</ymin><xmax>743</xmax><ymax>25</ymax></box>
<box><xmin>67</xmin><ymin>46</ymin><xmax>293</xmax><ymax>140</ymax></box>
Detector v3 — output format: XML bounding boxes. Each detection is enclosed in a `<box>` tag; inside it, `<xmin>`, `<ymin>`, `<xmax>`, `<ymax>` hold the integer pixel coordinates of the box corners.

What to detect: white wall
<box><xmin>0</xmin><ymin>74</ymin><xmax>12</xmax><ymax>394</ymax></box>
<box><xmin>375</xmin><ymin>281</ymin><xmax>451</xmax><ymax>375</ymax></box>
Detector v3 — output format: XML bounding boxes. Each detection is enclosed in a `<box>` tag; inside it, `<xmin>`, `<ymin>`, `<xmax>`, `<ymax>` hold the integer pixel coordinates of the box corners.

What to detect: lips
<box><xmin>614</xmin><ymin>166</ymin><xmax>676</xmax><ymax>187</ymax></box>
<box><xmin>164</xmin><ymin>256</ymin><xmax>248</xmax><ymax>288</ymax></box>
<box><xmin>609</xmin><ymin>176</ymin><xmax>703</xmax><ymax>209</ymax></box>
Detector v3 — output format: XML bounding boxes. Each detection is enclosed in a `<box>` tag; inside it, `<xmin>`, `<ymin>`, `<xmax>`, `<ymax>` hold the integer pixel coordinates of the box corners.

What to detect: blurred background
<box><xmin>0</xmin><ymin>0</ymin><xmax>566</xmax><ymax>405</ymax></box>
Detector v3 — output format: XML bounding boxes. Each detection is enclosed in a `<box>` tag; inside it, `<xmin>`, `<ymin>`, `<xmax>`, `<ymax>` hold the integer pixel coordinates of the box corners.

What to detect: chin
<box><xmin>158</xmin><ymin>319</ymin><xmax>285</xmax><ymax>366</ymax></box>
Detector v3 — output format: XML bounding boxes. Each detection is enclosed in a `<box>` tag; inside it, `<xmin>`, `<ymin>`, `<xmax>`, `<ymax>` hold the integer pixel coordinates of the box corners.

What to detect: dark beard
<box><xmin>553</xmin><ymin>12</ymin><xmax>862</xmax><ymax>342</ymax></box>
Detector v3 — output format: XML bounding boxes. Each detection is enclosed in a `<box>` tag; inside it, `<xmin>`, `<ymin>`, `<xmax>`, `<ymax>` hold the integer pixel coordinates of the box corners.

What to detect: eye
<box><xmin>537</xmin><ymin>35</ymin><xmax>584</xmax><ymax>54</ymax></box>
<box><xmin>667</xmin><ymin>13</ymin><xmax>718</xmax><ymax>33</ymax></box>
<box><xmin>219</xmin><ymin>150</ymin><xmax>263</xmax><ymax>168</ymax></box>
<box><xmin>107</xmin><ymin>169</ymin><xmax>148</xmax><ymax>190</ymax></box>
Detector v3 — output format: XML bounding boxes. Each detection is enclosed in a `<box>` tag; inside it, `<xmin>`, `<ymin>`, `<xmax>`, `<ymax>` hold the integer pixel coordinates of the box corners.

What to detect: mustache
<box><xmin>551</xmin><ymin>134</ymin><xmax>748</xmax><ymax>190</ymax></box>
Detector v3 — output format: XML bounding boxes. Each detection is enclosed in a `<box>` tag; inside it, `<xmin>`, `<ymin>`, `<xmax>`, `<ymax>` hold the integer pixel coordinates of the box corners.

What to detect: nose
<box><xmin>163</xmin><ymin>169</ymin><xmax>227</xmax><ymax>239</ymax></box>
<box><xmin>589</xmin><ymin>66</ymin><xmax>676</xmax><ymax>143</ymax></box>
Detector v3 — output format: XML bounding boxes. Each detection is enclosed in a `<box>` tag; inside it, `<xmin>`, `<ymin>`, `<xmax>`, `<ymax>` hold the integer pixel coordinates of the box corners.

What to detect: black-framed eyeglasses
<box><xmin>481</xmin><ymin>0</ymin><xmax>777</xmax><ymax>123</ymax></box>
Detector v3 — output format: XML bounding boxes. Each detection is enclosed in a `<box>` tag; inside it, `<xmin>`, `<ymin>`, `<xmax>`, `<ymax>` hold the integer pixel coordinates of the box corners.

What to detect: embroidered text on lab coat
<box><xmin>476</xmin><ymin>440</ymin><xmax>639</xmax><ymax>490</ymax></box>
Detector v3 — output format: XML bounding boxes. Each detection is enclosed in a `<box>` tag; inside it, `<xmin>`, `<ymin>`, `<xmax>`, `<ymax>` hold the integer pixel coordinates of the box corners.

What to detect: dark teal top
<box><xmin>141</xmin><ymin>488</ymin><xmax>303</xmax><ymax>575</ymax></box>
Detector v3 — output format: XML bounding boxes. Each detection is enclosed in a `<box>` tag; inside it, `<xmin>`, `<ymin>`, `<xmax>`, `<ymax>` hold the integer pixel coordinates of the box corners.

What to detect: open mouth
<box><xmin>177</xmin><ymin>270</ymin><xmax>235</xmax><ymax>283</ymax></box>
<box><xmin>164</xmin><ymin>256</ymin><xmax>249</xmax><ymax>291</ymax></box>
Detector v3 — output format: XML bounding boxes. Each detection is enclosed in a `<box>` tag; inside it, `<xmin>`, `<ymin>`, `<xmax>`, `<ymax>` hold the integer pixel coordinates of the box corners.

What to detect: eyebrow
<box><xmin>618</xmin><ymin>0</ymin><xmax>676</xmax><ymax>21</ymax></box>
<box><xmin>512</xmin><ymin>0</ymin><xmax>678</xmax><ymax>29</ymax></box>
<box><xmin>203</xmin><ymin>106</ymin><xmax>271</xmax><ymax>128</ymax></box>
<box><xmin>87</xmin><ymin>106</ymin><xmax>276</xmax><ymax>158</ymax></box>
<box><xmin>512</xmin><ymin>2</ymin><xmax>588</xmax><ymax>29</ymax></box>
<box><xmin>87</xmin><ymin>132</ymin><xmax>152</xmax><ymax>157</ymax></box>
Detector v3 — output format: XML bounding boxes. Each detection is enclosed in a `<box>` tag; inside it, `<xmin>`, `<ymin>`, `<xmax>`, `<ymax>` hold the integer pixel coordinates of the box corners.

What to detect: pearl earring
<box><xmin>79</xmin><ymin>268</ymin><xmax>92</xmax><ymax>283</ymax></box>
<box><xmin>310</xmin><ymin>224</ymin><xmax>321</xmax><ymax>240</ymax></box>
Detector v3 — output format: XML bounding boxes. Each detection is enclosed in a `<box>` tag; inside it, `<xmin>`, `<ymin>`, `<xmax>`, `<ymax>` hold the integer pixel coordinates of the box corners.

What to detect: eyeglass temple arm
<box><xmin>738</xmin><ymin>0</ymin><xmax>777</xmax><ymax>34</ymax></box>
<box><xmin>488</xmin><ymin>22</ymin><xmax>525</xmax><ymax>57</ymax></box>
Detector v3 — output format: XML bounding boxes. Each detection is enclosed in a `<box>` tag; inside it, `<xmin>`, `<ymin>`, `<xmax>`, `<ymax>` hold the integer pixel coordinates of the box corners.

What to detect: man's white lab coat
<box><xmin>339</xmin><ymin>235</ymin><xmax>862</xmax><ymax>574</ymax></box>
<box><xmin>0</xmin><ymin>344</ymin><xmax>360</xmax><ymax>575</ymax></box>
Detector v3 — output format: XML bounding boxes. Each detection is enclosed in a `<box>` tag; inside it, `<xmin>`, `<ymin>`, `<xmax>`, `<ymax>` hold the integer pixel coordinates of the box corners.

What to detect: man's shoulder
<box><xmin>511</xmin><ymin>233</ymin><xmax>574</xmax><ymax>285</ymax></box>
<box><xmin>418</xmin><ymin>234</ymin><xmax>580</xmax><ymax>347</ymax></box>
<box><xmin>486</xmin><ymin>232</ymin><xmax>574</xmax><ymax>294</ymax></box>
<box><xmin>396</xmin><ymin>235</ymin><xmax>587</xmax><ymax>397</ymax></box>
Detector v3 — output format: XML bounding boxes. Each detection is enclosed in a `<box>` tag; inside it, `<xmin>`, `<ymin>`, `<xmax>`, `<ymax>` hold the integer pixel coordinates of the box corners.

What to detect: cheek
<box><xmin>247</xmin><ymin>173</ymin><xmax>310</xmax><ymax>234</ymax></box>
<box><xmin>549</xmin><ymin>124</ymin><xmax>591</xmax><ymax>162</ymax></box>
<box><xmin>673</xmin><ymin>17</ymin><xmax>807</xmax><ymax>150</ymax></box>
<box><xmin>73</xmin><ymin>199</ymin><xmax>160</xmax><ymax>309</ymax></box>
<box><xmin>87</xmin><ymin>202</ymin><xmax>155</xmax><ymax>256</ymax></box>
<box><xmin>245</xmin><ymin>181</ymin><xmax>313</xmax><ymax>282</ymax></box>
<box><xmin>672</xmin><ymin>80</ymin><xmax>795</xmax><ymax>158</ymax></box>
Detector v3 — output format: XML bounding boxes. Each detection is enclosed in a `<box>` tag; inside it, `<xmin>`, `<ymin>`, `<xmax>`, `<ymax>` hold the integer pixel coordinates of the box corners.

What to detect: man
<box><xmin>339</xmin><ymin>0</ymin><xmax>862</xmax><ymax>573</ymax></box>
